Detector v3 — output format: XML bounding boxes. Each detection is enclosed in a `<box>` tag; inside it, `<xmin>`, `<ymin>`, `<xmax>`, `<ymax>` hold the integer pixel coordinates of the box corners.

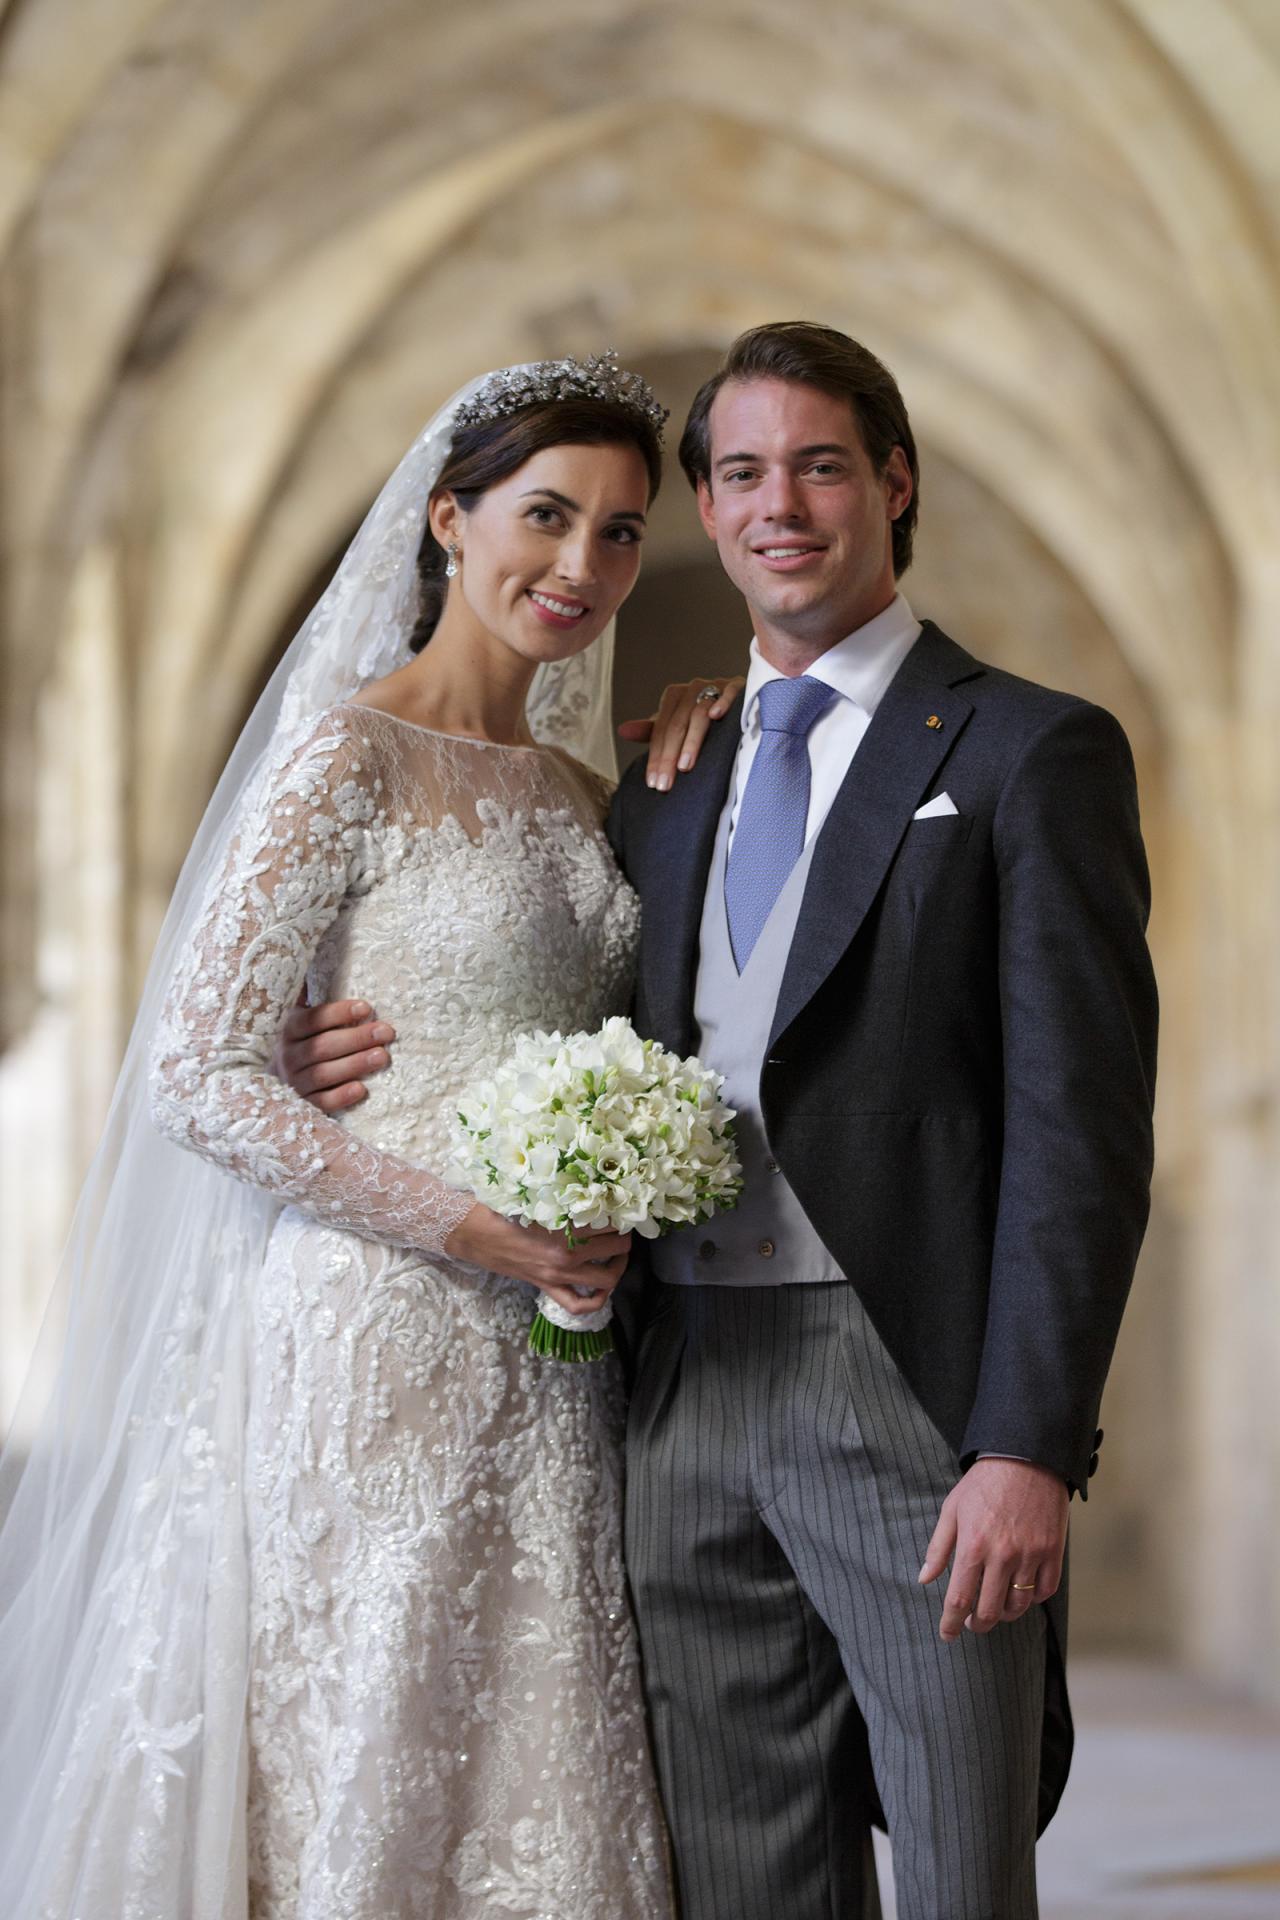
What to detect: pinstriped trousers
<box><xmin>625</xmin><ymin>1282</ymin><xmax>1044</xmax><ymax>1920</ymax></box>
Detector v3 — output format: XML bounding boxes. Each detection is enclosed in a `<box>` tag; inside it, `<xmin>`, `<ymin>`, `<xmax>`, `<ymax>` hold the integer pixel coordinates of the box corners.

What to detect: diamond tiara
<box><xmin>451</xmin><ymin>351</ymin><xmax>670</xmax><ymax>445</ymax></box>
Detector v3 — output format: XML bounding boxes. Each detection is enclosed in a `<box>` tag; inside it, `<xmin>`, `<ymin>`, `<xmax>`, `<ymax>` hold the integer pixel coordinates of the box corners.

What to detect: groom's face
<box><xmin>696</xmin><ymin>377</ymin><xmax>911</xmax><ymax>656</ymax></box>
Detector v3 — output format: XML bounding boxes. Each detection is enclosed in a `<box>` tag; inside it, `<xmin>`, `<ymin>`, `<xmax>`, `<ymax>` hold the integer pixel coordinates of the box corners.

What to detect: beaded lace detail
<box><xmin>148</xmin><ymin>705</ymin><xmax>668</xmax><ymax>1918</ymax></box>
<box><xmin>150</xmin><ymin>706</ymin><xmax>634</xmax><ymax>1254</ymax></box>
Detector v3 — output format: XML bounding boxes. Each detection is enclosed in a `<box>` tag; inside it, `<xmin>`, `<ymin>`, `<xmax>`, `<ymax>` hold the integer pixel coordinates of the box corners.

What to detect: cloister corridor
<box><xmin>3</xmin><ymin>0</ymin><xmax>1279</xmax><ymax>1901</ymax></box>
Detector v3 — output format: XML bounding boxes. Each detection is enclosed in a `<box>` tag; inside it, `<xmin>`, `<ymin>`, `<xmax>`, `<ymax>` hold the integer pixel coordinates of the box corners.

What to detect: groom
<box><xmin>282</xmin><ymin>322</ymin><xmax>1157</xmax><ymax>1918</ymax></box>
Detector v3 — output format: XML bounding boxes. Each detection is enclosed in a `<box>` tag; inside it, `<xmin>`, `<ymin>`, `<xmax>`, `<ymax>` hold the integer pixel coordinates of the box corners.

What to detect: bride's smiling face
<box><xmin>430</xmin><ymin>442</ymin><xmax>650</xmax><ymax>666</ymax></box>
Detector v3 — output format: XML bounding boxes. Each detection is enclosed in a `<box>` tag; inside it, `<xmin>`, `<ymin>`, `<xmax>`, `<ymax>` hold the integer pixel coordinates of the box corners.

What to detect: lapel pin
<box><xmin>925</xmin><ymin>714</ymin><xmax>943</xmax><ymax>731</ymax></box>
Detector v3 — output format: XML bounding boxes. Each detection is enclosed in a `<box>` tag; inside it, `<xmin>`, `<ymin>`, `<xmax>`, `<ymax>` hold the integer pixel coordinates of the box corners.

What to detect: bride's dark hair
<box><xmin>409</xmin><ymin>399</ymin><xmax>663</xmax><ymax>652</ymax></box>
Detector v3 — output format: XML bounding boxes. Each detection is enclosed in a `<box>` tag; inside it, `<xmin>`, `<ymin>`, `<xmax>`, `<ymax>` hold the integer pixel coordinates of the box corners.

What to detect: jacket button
<box><xmin>758</xmin><ymin>1239</ymin><xmax>775</xmax><ymax>1258</ymax></box>
<box><xmin>699</xmin><ymin>1240</ymin><xmax>716</xmax><ymax>1261</ymax></box>
<box><xmin>1094</xmin><ymin>1428</ymin><xmax>1104</xmax><ymax>1447</ymax></box>
<box><xmin>1088</xmin><ymin>1452</ymin><xmax>1100</xmax><ymax>1477</ymax></box>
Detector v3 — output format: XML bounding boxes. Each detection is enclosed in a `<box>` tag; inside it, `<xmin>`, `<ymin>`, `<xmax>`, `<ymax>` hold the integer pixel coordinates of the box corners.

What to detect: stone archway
<box><xmin>2</xmin><ymin>0</ymin><xmax>1277</xmax><ymax>1696</ymax></box>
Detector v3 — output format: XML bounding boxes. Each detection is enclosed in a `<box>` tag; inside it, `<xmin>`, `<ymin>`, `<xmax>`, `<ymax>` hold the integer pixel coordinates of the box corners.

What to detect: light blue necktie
<box><xmin>724</xmin><ymin>674</ymin><xmax>838</xmax><ymax>971</ymax></box>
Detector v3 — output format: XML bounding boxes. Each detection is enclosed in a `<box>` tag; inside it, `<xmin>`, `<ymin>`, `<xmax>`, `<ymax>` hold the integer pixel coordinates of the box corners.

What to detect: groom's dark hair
<box><xmin>678</xmin><ymin>321</ymin><xmax>920</xmax><ymax>576</ymax></box>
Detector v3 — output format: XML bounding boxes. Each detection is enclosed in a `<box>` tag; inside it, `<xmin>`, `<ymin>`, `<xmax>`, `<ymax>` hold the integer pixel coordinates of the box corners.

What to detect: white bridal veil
<box><xmin>0</xmin><ymin>366</ymin><xmax>621</xmax><ymax>1917</ymax></box>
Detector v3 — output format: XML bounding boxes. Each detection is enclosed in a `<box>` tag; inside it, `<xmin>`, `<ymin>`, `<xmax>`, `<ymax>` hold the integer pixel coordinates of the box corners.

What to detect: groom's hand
<box><xmin>918</xmin><ymin>1458</ymin><xmax>1068</xmax><ymax>1643</ymax></box>
<box><xmin>274</xmin><ymin>998</ymin><xmax>394</xmax><ymax>1113</ymax></box>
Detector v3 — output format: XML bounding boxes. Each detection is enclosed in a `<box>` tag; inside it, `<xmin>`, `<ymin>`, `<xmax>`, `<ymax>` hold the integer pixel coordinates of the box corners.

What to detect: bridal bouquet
<box><xmin>449</xmin><ymin>1016</ymin><xmax>742</xmax><ymax>1360</ymax></box>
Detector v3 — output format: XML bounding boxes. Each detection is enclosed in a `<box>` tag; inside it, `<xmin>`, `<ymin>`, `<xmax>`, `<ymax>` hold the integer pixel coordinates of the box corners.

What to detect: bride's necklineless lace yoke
<box><xmin>339</xmin><ymin>699</ymin><xmax>543</xmax><ymax>753</ymax></box>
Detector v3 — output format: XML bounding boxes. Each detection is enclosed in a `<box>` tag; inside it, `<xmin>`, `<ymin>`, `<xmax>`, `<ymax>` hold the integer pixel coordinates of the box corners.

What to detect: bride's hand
<box><xmin>443</xmin><ymin>1204</ymin><xmax>632</xmax><ymax>1314</ymax></box>
<box><xmin>616</xmin><ymin>675</ymin><xmax>745</xmax><ymax>792</ymax></box>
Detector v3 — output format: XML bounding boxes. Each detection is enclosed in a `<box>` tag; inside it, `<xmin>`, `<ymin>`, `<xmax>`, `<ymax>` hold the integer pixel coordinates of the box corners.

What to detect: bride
<box><xmin>0</xmin><ymin>355</ymin><xmax>737</xmax><ymax>1918</ymax></box>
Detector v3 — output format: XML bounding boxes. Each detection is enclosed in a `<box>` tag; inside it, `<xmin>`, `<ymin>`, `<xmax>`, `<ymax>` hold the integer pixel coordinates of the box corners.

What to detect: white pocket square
<box><xmin>912</xmin><ymin>792</ymin><xmax>958</xmax><ymax>820</ymax></box>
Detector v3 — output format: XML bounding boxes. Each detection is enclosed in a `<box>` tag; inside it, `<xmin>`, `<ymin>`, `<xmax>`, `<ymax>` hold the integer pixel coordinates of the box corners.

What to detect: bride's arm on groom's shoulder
<box><xmin>616</xmin><ymin>674</ymin><xmax>744</xmax><ymax>793</ymax></box>
<box><xmin>147</xmin><ymin>714</ymin><xmax>473</xmax><ymax>1257</ymax></box>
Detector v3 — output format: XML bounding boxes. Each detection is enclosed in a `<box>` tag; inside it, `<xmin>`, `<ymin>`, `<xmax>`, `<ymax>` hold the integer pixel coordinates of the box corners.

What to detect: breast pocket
<box><xmin>899</xmin><ymin>812</ymin><xmax>972</xmax><ymax>855</ymax></box>
<box><xmin>887</xmin><ymin>813</ymin><xmax>974</xmax><ymax>911</ymax></box>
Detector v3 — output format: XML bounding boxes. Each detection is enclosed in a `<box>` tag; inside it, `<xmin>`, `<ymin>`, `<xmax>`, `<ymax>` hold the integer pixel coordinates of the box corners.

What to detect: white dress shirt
<box><xmin>726</xmin><ymin>593</ymin><xmax>922</xmax><ymax>853</ymax></box>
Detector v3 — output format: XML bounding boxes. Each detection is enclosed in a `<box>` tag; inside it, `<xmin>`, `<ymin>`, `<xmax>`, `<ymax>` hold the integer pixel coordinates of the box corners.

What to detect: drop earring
<box><xmin>445</xmin><ymin>541</ymin><xmax>458</xmax><ymax>579</ymax></box>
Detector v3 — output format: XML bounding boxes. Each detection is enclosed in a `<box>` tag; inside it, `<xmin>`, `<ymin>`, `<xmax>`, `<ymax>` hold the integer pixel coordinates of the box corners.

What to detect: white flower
<box><xmin>448</xmin><ymin>1017</ymin><xmax>742</xmax><ymax>1247</ymax></box>
<box><xmin>526</xmin><ymin>1141</ymin><xmax>561</xmax><ymax>1184</ymax></box>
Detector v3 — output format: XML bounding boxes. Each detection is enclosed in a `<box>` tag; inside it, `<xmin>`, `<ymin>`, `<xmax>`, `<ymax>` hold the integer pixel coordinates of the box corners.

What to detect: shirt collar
<box><xmin>741</xmin><ymin>593</ymin><xmax>922</xmax><ymax>735</ymax></box>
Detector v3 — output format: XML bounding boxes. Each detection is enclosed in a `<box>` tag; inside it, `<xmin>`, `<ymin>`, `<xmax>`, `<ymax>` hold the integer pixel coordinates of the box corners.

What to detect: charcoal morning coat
<box><xmin>607</xmin><ymin>620</ymin><xmax>1159</xmax><ymax>1828</ymax></box>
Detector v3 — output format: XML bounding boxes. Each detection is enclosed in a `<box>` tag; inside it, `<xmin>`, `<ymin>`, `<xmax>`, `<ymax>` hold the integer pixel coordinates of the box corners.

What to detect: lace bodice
<box><xmin>150</xmin><ymin>705</ymin><xmax>640</xmax><ymax>1248</ymax></box>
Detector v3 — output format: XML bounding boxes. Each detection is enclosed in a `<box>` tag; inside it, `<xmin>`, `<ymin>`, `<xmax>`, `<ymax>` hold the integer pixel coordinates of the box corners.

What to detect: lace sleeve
<box><xmin>148</xmin><ymin>714</ymin><xmax>475</xmax><ymax>1255</ymax></box>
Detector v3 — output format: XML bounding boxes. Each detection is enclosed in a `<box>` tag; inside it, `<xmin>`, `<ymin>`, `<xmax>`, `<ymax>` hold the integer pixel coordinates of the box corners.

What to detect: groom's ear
<box><xmin>696</xmin><ymin>475</ymin><xmax>718</xmax><ymax>543</ymax></box>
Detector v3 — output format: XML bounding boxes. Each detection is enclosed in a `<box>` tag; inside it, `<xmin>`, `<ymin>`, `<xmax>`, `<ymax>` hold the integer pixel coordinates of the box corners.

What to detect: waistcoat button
<box><xmin>765</xmin><ymin>1158</ymin><xmax>780</xmax><ymax>1175</ymax></box>
<box><xmin>758</xmin><ymin>1239</ymin><xmax>775</xmax><ymax>1258</ymax></box>
<box><xmin>699</xmin><ymin>1240</ymin><xmax>717</xmax><ymax>1261</ymax></box>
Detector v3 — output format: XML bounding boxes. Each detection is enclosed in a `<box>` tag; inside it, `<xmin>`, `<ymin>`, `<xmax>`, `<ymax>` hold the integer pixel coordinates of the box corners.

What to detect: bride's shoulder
<box><xmin>545</xmin><ymin>747</ymin><xmax>616</xmax><ymax>823</ymax></box>
<box><xmin>290</xmin><ymin>699</ymin><xmax>420</xmax><ymax>757</ymax></box>
<box><xmin>270</xmin><ymin>701</ymin><xmax>371</xmax><ymax>759</ymax></box>
<box><xmin>339</xmin><ymin>691</ymin><xmax>399</xmax><ymax>724</ymax></box>
<box><xmin>260</xmin><ymin>703</ymin><xmax>396</xmax><ymax>802</ymax></box>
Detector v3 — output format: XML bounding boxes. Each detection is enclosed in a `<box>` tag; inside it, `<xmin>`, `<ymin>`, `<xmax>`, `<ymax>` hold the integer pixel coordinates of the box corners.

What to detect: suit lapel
<box><xmin>769</xmin><ymin>624</ymin><xmax>982</xmax><ymax>1049</ymax></box>
<box><xmin>639</xmin><ymin>691</ymin><xmax>743</xmax><ymax>1054</ymax></box>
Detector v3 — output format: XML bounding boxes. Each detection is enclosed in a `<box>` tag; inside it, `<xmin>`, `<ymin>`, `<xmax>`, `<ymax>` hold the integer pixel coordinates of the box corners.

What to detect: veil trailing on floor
<box><xmin>0</xmin><ymin>366</ymin><xmax>621</xmax><ymax>1917</ymax></box>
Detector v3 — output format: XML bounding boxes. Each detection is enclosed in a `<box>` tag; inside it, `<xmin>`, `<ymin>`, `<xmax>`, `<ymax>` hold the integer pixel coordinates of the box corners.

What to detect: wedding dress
<box><xmin>0</xmin><ymin>356</ymin><xmax>674</xmax><ymax>1920</ymax></box>
<box><xmin>145</xmin><ymin>701</ymin><xmax>669</xmax><ymax>1918</ymax></box>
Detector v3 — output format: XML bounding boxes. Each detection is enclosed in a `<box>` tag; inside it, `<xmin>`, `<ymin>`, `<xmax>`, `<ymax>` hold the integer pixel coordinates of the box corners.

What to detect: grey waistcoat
<box><xmin>650</xmin><ymin>781</ymin><xmax>843</xmax><ymax>1288</ymax></box>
